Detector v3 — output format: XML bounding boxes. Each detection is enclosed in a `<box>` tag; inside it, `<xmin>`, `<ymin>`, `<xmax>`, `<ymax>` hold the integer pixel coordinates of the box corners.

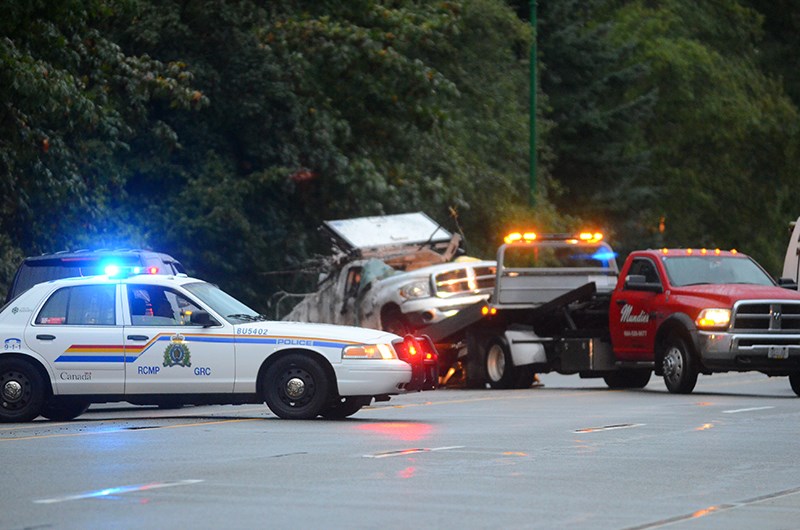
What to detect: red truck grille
<box><xmin>732</xmin><ymin>302</ymin><xmax>800</xmax><ymax>331</ymax></box>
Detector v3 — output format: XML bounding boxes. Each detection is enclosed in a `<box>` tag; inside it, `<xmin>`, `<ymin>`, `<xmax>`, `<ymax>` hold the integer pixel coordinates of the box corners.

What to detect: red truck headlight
<box><xmin>695</xmin><ymin>308</ymin><xmax>731</xmax><ymax>330</ymax></box>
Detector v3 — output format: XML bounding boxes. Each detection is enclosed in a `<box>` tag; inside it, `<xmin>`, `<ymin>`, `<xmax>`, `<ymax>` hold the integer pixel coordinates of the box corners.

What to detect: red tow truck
<box><xmin>422</xmin><ymin>232</ymin><xmax>800</xmax><ymax>395</ymax></box>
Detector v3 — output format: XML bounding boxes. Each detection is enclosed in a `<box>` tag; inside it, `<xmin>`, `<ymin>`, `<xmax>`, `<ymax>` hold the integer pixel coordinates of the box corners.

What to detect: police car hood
<box><xmin>243</xmin><ymin>320</ymin><xmax>400</xmax><ymax>344</ymax></box>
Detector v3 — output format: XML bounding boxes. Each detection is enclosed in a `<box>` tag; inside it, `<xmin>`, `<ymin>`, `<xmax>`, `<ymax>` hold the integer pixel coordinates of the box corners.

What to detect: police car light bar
<box><xmin>103</xmin><ymin>264</ymin><xmax>160</xmax><ymax>278</ymax></box>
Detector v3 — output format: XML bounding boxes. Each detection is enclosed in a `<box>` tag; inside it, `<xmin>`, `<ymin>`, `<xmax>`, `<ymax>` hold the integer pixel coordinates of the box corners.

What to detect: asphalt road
<box><xmin>2</xmin><ymin>371</ymin><xmax>800</xmax><ymax>530</ymax></box>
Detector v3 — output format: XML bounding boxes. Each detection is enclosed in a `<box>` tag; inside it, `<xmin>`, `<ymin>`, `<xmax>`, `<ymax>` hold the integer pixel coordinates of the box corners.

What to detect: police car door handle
<box><xmin>127</xmin><ymin>335</ymin><xmax>149</xmax><ymax>341</ymax></box>
<box><xmin>36</xmin><ymin>334</ymin><xmax>56</xmax><ymax>341</ymax></box>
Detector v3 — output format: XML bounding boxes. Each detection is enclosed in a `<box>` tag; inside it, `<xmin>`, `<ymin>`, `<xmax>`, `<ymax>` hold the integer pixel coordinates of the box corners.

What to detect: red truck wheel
<box><xmin>662</xmin><ymin>337</ymin><xmax>698</xmax><ymax>394</ymax></box>
<box><xmin>789</xmin><ymin>373</ymin><xmax>800</xmax><ymax>397</ymax></box>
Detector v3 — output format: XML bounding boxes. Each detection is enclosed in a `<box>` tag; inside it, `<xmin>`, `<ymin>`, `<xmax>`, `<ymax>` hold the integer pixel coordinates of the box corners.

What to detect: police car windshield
<box><xmin>182</xmin><ymin>282</ymin><xmax>261</xmax><ymax>324</ymax></box>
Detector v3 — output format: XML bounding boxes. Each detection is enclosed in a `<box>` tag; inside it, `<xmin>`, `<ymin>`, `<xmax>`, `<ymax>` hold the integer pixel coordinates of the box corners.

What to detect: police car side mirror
<box><xmin>190</xmin><ymin>310</ymin><xmax>219</xmax><ymax>327</ymax></box>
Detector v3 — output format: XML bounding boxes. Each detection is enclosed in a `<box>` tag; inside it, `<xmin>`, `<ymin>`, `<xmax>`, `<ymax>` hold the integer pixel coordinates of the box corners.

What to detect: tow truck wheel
<box><xmin>603</xmin><ymin>369</ymin><xmax>651</xmax><ymax>389</ymax></box>
<box><xmin>263</xmin><ymin>354</ymin><xmax>330</xmax><ymax>419</ymax></box>
<box><xmin>39</xmin><ymin>398</ymin><xmax>90</xmax><ymax>421</ymax></box>
<box><xmin>662</xmin><ymin>337</ymin><xmax>698</xmax><ymax>394</ymax></box>
<box><xmin>0</xmin><ymin>359</ymin><xmax>46</xmax><ymax>423</ymax></box>
<box><xmin>513</xmin><ymin>366</ymin><xmax>537</xmax><ymax>389</ymax></box>
<box><xmin>485</xmin><ymin>338</ymin><xmax>515</xmax><ymax>389</ymax></box>
<box><xmin>789</xmin><ymin>373</ymin><xmax>800</xmax><ymax>397</ymax></box>
<box><xmin>320</xmin><ymin>396</ymin><xmax>371</xmax><ymax>419</ymax></box>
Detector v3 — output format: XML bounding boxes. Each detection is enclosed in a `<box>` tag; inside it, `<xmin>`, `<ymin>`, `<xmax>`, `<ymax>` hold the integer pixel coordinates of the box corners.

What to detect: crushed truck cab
<box><xmin>277</xmin><ymin>212</ymin><xmax>496</xmax><ymax>334</ymax></box>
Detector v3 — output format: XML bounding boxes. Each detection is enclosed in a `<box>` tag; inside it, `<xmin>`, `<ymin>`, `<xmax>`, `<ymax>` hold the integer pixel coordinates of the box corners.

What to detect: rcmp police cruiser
<box><xmin>0</xmin><ymin>268</ymin><xmax>437</xmax><ymax>422</ymax></box>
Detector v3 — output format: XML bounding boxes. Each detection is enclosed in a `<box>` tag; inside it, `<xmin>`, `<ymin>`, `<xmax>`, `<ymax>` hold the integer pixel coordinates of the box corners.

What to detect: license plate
<box><xmin>768</xmin><ymin>346</ymin><xmax>789</xmax><ymax>359</ymax></box>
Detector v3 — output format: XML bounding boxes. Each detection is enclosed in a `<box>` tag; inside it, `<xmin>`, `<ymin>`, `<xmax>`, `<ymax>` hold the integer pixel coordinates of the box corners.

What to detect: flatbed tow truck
<box><xmin>422</xmin><ymin>231</ymin><xmax>800</xmax><ymax>395</ymax></box>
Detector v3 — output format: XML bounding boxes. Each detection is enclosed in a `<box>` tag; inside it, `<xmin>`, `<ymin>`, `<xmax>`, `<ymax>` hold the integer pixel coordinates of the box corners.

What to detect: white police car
<box><xmin>0</xmin><ymin>271</ymin><xmax>437</xmax><ymax>422</ymax></box>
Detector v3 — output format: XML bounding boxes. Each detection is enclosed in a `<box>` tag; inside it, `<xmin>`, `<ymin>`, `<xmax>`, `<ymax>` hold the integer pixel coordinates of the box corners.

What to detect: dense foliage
<box><xmin>2</xmin><ymin>0</ymin><xmax>799</xmax><ymax>309</ymax></box>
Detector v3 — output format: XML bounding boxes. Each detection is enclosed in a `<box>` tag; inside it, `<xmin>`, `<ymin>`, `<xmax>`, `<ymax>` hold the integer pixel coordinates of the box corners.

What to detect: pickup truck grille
<box><xmin>434</xmin><ymin>265</ymin><xmax>496</xmax><ymax>297</ymax></box>
<box><xmin>732</xmin><ymin>302</ymin><xmax>800</xmax><ymax>331</ymax></box>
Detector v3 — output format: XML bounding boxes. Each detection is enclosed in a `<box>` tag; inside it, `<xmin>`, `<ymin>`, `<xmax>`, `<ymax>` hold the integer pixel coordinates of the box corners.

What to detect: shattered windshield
<box><xmin>662</xmin><ymin>256</ymin><xmax>775</xmax><ymax>287</ymax></box>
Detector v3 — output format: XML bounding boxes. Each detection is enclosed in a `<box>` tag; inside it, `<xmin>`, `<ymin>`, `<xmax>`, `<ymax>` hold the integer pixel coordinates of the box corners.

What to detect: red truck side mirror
<box><xmin>624</xmin><ymin>274</ymin><xmax>663</xmax><ymax>293</ymax></box>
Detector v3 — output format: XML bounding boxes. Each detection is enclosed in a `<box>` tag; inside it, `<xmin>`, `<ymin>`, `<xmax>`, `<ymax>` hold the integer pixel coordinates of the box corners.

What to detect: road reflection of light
<box><xmin>691</xmin><ymin>506</ymin><xmax>719</xmax><ymax>518</ymax></box>
<box><xmin>695</xmin><ymin>423</ymin><xmax>714</xmax><ymax>431</ymax></box>
<box><xmin>398</xmin><ymin>467</ymin><xmax>416</xmax><ymax>479</ymax></box>
<box><xmin>695</xmin><ymin>402</ymin><xmax>714</xmax><ymax>406</ymax></box>
<box><xmin>35</xmin><ymin>480</ymin><xmax>203</xmax><ymax>504</ymax></box>
<box><xmin>355</xmin><ymin>422</ymin><xmax>432</xmax><ymax>441</ymax></box>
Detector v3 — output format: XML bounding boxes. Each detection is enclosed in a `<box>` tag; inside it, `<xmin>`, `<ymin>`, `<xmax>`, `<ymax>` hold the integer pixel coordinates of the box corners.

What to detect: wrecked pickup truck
<box><xmin>276</xmin><ymin>213</ymin><xmax>497</xmax><ymax>335</ymax></box>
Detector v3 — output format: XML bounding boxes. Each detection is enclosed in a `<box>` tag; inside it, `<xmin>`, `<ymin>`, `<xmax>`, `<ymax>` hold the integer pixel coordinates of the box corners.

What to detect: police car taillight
<box><xmin>393</xmin><ymin>334</ymin><xmax>438</xmax><ymax>365</ymax></box>
<box><xmin>393</xmin><ymin>335</ymin><xmax>420</xmax><ymax>364</ymax></box>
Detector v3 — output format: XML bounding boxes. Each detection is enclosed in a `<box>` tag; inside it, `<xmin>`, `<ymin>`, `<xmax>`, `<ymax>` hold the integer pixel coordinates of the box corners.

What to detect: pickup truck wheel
<box><xmin>0</xmin><ymin>359</ymin><xmax>46</xmax><ymax>423</ymax></box>
<box><xmin>604</xmin><ymin>369</ymin><xmax>651</xmax><ymax>389</ymax></box>
<box><xmin>382</xmin><ymin>309</ymin><xmax>412</xmax><ymax>336</ymax></box>
<box><xmin>662</xmin><ymin>337</ymin><xmax>698</xmax><ymax>394</ymax></box>
<box><xmin>486</xmin><ymin>338</ymin><xmax>515</xmax><ymax>389</ymax></box>
<box><xmin>39</xmin><ymin>398</ymin><xmax>90</xmax><ymax>421</ymax></box>
<box><xmin>789</xmin><ymin>373</ymin><xmax>800</xmax><ymax>396</ymax></box>
<box><xmin>320</xmin><ymin>397</ymin><xmax>371</xmax><ymax>419</ymax></box>
<box><xmin>263</xmin><ymin>354</ymin><xmax>330</xmax><ymax>419</ymax></box>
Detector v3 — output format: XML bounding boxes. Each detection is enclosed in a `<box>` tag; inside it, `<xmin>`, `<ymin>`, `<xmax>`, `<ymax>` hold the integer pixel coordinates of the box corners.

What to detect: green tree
<box><xmin>537</xmin><ymin>0</ymin><xmax>655</xmax><ymax>246</ymax></box>
<box><xmin>0</xmin><ymin>0</ymin><xmax>203</xmax><ymax>296</ymax></box>
<box><xmin>611</xmin><ymin>0</ymin><xmax>800</xmax><ymax>271</ymax></box>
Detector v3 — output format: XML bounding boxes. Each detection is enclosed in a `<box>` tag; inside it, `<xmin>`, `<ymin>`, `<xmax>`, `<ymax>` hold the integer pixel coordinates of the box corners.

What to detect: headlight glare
<box><xmin>343</xmin><ymin>343</ymin><xmax>397</xmax><ymax>360</ymax></box>
<box><xmin>695</xmin><ymin>308</ymin><xmax>731</xmax><ymax>330</ymax></box>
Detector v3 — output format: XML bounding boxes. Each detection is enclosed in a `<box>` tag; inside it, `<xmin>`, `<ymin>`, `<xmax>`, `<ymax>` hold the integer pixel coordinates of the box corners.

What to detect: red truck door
<box><xmin>610</xmin><ymin>256</ymin><xmax>663</xmax><ymax>360</ymax></box>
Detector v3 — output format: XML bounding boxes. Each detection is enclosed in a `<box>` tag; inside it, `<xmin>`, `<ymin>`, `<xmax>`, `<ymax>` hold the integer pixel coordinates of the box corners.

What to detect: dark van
<box><xmin>5</xmin><ymin>249</ymin><xmax>186</xmax><ymax>303</ymax></box>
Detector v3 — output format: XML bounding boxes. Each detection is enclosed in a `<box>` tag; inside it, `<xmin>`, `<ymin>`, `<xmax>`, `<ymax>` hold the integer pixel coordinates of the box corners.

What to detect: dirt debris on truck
<box><xmin>275</xmin><ymin>212</ymin><xmax>497</xmax><ymax>335</ymax></box>
<box><xmin>422</xmin><ymin>230</ymin><xmax>800</xmax><ymax>395</ymax></box>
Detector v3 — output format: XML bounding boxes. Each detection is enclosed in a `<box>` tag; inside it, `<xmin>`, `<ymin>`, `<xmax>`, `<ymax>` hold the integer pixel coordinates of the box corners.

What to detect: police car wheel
<box><xmin>0</xmin><ymin>359</ymin><xmax>46</xmax><ymax>423</ymax></box>
<box><xmin>263</xmin><ymin>354</ymin><xmax>330</xmax><ymax>419</ymax></box>
<box><xmin>320</xmin><ymin>396</ymin><xmax>371</xmax><ymax>419</ymax></box>
<box><xmin>39</xmin><ymin>398</ymin><xmax>90</xmax><ymax>422</ymax></box>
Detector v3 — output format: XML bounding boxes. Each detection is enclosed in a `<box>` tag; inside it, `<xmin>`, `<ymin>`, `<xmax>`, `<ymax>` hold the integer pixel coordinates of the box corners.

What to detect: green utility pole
<box><xmin>529</xmin><ymin>1</ymin><xmax>537</xmax><ymax>207</ymax></box>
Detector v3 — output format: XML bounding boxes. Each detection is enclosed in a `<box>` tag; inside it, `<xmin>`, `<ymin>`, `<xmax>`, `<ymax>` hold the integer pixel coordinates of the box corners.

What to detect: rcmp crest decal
<box><xmin>163</xmin><ymin>334</ymin><xmax>191</xmax><ymax>368</ymax></box>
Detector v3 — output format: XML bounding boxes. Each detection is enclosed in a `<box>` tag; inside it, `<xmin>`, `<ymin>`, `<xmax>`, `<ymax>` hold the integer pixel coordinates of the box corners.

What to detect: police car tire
<box><xmin>39</xmin><ymin>398</ymin><xmax>91</xmax><ymax>422</ymax></box>
<box><xmin>320</xmin><ymin>396</ymin><xmax>371</xmax><ymax>419</ymax></box>
<box><xmin>0</xmin><ymin>359</ymin><xmax>46</xmax><ymax>423</ymax></box>
<box><xmin>263</xmin><ymin>354</ymin><xmax>330</xmax><ymax>419</ymax></box>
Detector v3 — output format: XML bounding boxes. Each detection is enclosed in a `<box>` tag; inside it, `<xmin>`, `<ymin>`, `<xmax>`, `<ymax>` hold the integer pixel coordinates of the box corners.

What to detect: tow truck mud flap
<box><xmin>556</xmin><ymin>338</ymin><xmax>615</xmax><ymax>373</ymax></box>
<box><xmin>506</xmin><ymin>329</ymin><xmax>547</xmax><ymax>366</ymax></box>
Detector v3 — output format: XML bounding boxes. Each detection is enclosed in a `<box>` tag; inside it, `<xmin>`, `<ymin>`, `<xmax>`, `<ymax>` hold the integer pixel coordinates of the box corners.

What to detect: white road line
<box><xmin>364</xmin><ymin>445</ymin><xmax>465</xmax><ymax>459</ymax></box>
<box><xmin>34</xmin><ymin>479</ymin><xmax>204</xmax><ymax>504</ymax></box>
<box><xmin>722</xmin><ymin>406</ymin><xmax>774</xmax><ymax>414</ymax></box>
<box><xmin>574</xmin><ymin>423</ymin><xmax>645</xmax><ymax>433</ymax></box>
